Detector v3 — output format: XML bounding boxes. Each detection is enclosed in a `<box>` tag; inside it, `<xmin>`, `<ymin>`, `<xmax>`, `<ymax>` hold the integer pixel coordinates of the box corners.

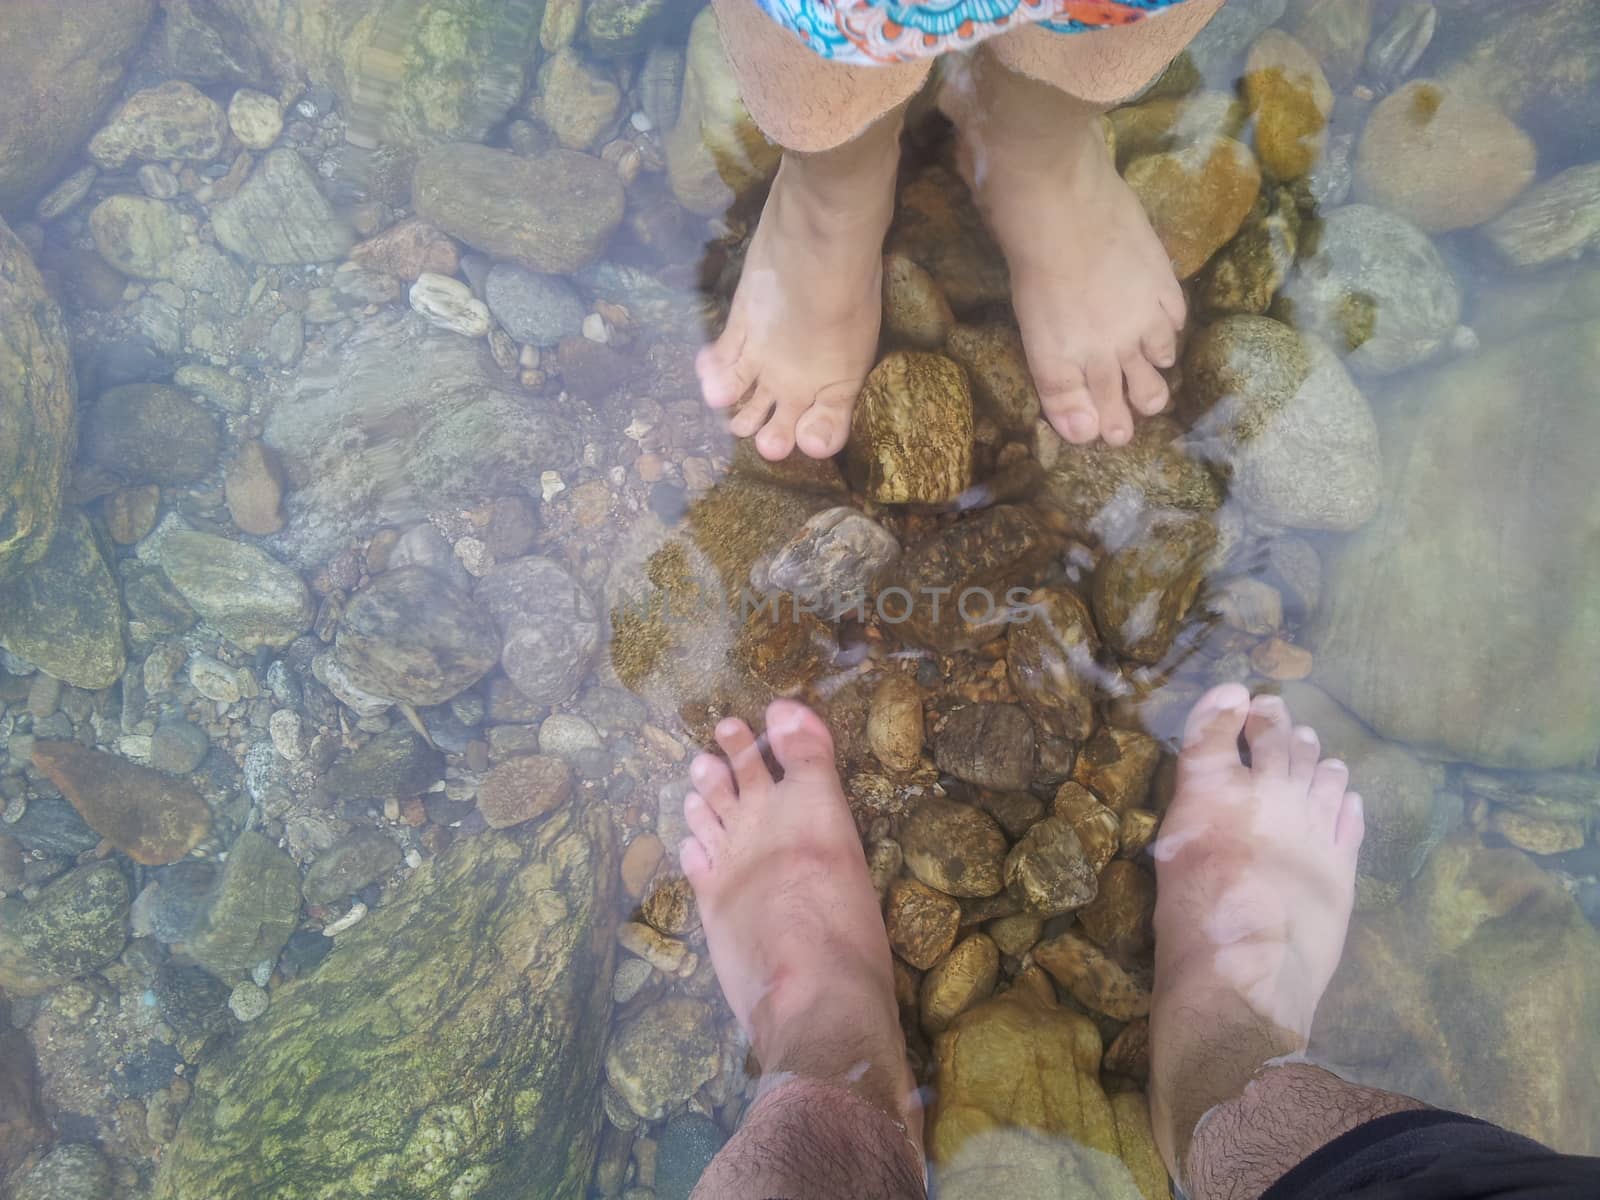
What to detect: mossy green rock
<box><xmin>155</xmin><ymin>814</ymin><xmax>615</xmax><ymax>1199</ymax></box>
<box><xmin>0</xmin><ymin>0</ymin><xmax>154</xmax><ymax>215</ymax></box>
<box><xmin>184</xmin><ymin>831</ymin><xmax>301</xmax><ymax>980</ymax></box>
<box><xmin>0</xmin><ymin>862</ymin><xmax>129</xmax><ymax>998</ymax></box>
<box><xmin>0</xmin><ymin>217</ymin><xmax>74</xmax><ymax>581</ymax></box>
<box><xmin>0</xmin><ymin>510</ymin><xmax>126</xmax><ymax>689</ymax></box>
<box><xmin>1307</xmin><ymin>321</ymin><xmax>1600</xmax><ymax>768</ymax></box>
<box><xmin>211</xmin><ymin>0</ymin><xmax>544</xmax><ymax>153</ymax></box>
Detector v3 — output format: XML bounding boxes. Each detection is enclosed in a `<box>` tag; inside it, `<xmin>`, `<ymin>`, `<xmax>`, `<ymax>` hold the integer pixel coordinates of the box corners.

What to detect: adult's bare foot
<box><xmin>679</xmin><ymin>699</ymin><xmax>919</xmax><ymax>1139</ymax></box>
<box><xmin>696</xmin><ymin>126</ymin><xmax>900</xmax><ymax>462</ymax></box>
<box><xmin>947</xmin><ymin>52</ymin><xmax>1186</xmax><ymax>446</ymax></box>
<box><xmin>1149</xmin><ymin>684</ymin><xmax>1365</xmax><ymax>1180</ymax></box>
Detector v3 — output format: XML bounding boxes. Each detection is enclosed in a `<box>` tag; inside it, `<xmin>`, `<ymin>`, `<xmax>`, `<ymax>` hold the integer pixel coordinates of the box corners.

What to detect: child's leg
<box><xmin>943</xmin><ymin>0</ymin><xmax>1223</xmax><ymax>446</ymax></box>
<box><xmin>700</xmin><ymin>0</ymin><xmax>932</xmax><ymax>461</ymax></box>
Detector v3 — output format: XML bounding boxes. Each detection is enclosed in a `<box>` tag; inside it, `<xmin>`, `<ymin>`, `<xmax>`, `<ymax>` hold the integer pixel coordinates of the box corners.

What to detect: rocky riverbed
<box><xmin>2</xmin><ymin>0</ymin><xmax>1600</xmax><ymax>1197</ymax></box>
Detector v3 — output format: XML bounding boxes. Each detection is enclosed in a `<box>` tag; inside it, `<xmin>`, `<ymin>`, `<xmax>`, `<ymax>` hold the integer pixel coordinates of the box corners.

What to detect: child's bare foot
<box><xmin>680</xmin><ymin>700</ymin><xmax>919</xmax><ymax>1135</ymax></box>
<box><xmin>696</xmin><ymin>132</ymin><xmax>899</xmax><ymax>462</ymax></box>
<box><xmin>949</xmin><ymin>53</ymin><xmax>1185</xmax><ymax>446</ymax></box>
<box><xmin>1149</xmin><ymin>684</ymin><xmax>1365</xmax><ymax>1177</ymax></box>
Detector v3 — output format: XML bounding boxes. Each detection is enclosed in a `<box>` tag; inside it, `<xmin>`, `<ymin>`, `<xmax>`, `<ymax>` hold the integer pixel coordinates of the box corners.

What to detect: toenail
<box><xmin>1065</xmin><ymin>412</ymin><xmax>1097</xmax><ymax>439</ymax></box>
<box><xmin>716</xmin><ymin>718</ymin><xmax>743</xmax><ymax>738</ymax></box>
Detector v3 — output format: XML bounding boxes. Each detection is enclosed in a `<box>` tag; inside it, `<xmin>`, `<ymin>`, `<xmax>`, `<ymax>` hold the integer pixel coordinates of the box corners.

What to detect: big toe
<box><xmin>765</xmin><ymin>699</ymin><xmax>836</xmax><ymax>781</ymax></box>
<box><xmin>793</xmin><ymin>382</ymin><xmax>857</xmax><ymax>459</ymax></box>
<box><xmin>696</xmin><ymin>338</ymin><xmax>756</xmax><ymax>410</ymax></box>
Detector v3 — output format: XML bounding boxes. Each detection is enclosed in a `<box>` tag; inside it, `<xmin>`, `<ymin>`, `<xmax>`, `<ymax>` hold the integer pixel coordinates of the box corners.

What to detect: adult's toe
<box><xmin>696</xmin><ymin>334</ymin><xmax>757</xmax><ymax>410</ymax></box>
<box><xmin>754</xmin><ymin>389</ymin><xmax>810</xmax><ymax>461</ymax></box>
<box><xmin>1288</xmin><ymin>725</ymin><xmax>1321</xmax><ymax>787</ymax></box>
<box><xmin>690</xmin><ymin>752</ymin><xmax>738</xmax><ymax>822</ymax></box>
<box><xmin>682</xmin><ymin>794</ymin><xmax>725</xmax><ymax>861</ymax></box>
<box><xmin>728</xmin><ymin>387</ymin><xmax>774</xmax><ymax>439</ymax></box>
<box><xmin>765</xmin><ymin>699</ymin><xmax>836</xmax><ymax>785</ymax></box>
<box><xmin>794</xmin><ymin>380</ymin><xmax>857</xmax><ymax>459</ymax></box>
<box><xmin>715</xmin><ymin>717</ymin><xmax>773</xmax><ymax>796</ymax></box>
<box><xmin>679</xmin><ymin>834</ymin><xmax>715</xmax><ymax>884</ymax></box>
<box><xmin>1245</xmin><ymin>695</ymin><xmax>1293</xmax><ymax>779</ymax></box>
<box><xmin>1038</xmin><ymin>362</ymin><xmax>1100</xmax><ymax>444</ymax></box>
<box><xmin>1178</xmin><ymin>682</ymin><xmax>1250</xmax><ymax>786</ymax></box>
<box><xmin>1308</xmin><ymin>758</ymin><xmax>1349</xmax><ymax>838</ymax></box>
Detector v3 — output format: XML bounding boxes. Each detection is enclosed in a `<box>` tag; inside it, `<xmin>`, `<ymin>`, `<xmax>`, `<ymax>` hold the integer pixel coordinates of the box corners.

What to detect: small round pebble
<box><xmin>150</xmin><ymin>719</ymin><xmax>211</xmax><ymax>774</ymax></box>
<box><xmin>228</xmin><ymin>980</ymin><xmax>270</xmax><ymax>1022</ymax></box>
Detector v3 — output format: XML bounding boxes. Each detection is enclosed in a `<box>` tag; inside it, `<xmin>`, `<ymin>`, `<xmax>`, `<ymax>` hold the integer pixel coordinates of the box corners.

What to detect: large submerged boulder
<box><xmin>1315</xmin><ymin>836</ymin><xmax>1600</xmax><ymax>1156</ymax></box>
<box><xmin>208</xmin><ymin>0</ymin><xmax>543</xmax><ymax>153</ymax></box>
<box><xmin>1307</xmin><ymin>320</ymin><xmax>1600</xmax><ymax>768</ymax></box>
<box><xmin>0</xmin><ymin>217</ymin><xmax>75</xmax><ymax>581</ymax></box>
<box><xmin>0</xmin><ymin>0</ymin><xmax>154</xmax><ymax>214</ymax></box>
<box><xmin>263</xmin><ymin>310</ymin><xmax>578</xmax><ymax>566</ymax></box>
<box><xmin>152</xmin><ymin>811</ymin><xmax>617</xmax><ymax>1200</ymax></box>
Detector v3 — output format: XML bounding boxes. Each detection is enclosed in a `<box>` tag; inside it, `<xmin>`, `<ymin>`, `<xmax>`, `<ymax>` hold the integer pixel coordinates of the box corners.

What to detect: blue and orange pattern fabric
<box><xmin>757</xmin><ymin>0</ymin><xmax>1192</xmax><ymax>63</ymax></box>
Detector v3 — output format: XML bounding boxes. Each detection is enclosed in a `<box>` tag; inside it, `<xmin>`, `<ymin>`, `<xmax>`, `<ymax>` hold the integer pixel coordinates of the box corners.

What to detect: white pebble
<box><xmin>117</xmin><ymin>735</ymin><xmax>154</xmax><ymax>762</ymax></box>
<box><xmin>269</xmin><ymin>709</ymin><xmax>306</xmax><ymax>761</ymax></box>
<box><xmin>409</xmin><ymin>273</ymin><xmax>491</xmax><ymax>338</ymax></box>
<box><xmin>228</xmin><ymin>88</ymin><xmax>285</xmax><ymax>150</ymax></box>
<box><xmin>629</xmin><ymin>111</ymin><xmax>653</xmax><ymax>132</ymax></box>
<box><xmin>581</xmin><ymin>312</ymin><xmax>609</xmax><ymax>344</ymax></box>
<box><xmin>322</xmin><ymin>901</ymin><xmax>368</xmax><ymax>936</ymax></box>
<box><xmin>540</xmin><ymin>470</ymin><xmax>566</xmax><ymax>502</ymax></box>
<box><xmin>188</xmin><ymin>654</ymin><xmax>243</xmax><ymax>705</ymax></box>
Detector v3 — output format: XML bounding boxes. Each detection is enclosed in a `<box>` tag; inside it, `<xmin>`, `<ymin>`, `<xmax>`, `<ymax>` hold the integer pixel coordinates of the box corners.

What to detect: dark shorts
<box><xmin>1262</xmin><ymin>1110</ymin><xmax>1600</xmax><ymax>1200</ymax></box>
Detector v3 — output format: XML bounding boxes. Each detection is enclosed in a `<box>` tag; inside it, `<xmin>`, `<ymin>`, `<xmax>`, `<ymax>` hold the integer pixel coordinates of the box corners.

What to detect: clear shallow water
<box><xmin>0</xmin><ymin>0</ymin><xmax>1598</xmax><ymax>1196</ymax></box>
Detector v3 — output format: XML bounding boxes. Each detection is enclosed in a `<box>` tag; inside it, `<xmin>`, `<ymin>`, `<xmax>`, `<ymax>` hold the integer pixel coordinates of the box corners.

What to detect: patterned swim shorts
<box><xmin>756</xmin><ymin>0</ymin><xmax>1193</xmax><ymax>64</ymax></box>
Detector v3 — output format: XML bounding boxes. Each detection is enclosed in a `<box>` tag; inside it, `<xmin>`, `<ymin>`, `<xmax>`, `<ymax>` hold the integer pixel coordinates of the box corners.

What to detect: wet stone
<box><xmin>1004</xmin><ymin>816</ymin><xmax>1098</xmax><ymax>916</ymax></box>
<box><xmin>1007</xmin><ymin>586</ymin><xmax>1100</xmax><ymax>742</ymax></box>
<box><xmin>1092</xmin><ymin>509</ymin><xmax>1215</xmax><ymax>666</ymax></box>
<box><xmin>1354</xmin><ymin>81</ymin><xmax>1535</xmax><ymax>233</ymax></box>
<box><xmin>1034</xmin><ymin>930</ymin><xmax>1151</xmax><ymax>1020</ymax></box>
<box><xmin>935</xmin><ymin>704</ymin><xmax>1035</xmax><ymax>792</ymax></box>
<box><xmin>0</xmin><ymin>511</ymin><xmax>126</xmax><ymax>690</ymax></box>
<box><xmin>131</xmin><ymin>861</ymin><xmax>218</xmax><ymax>944</ymax></box>
<box><xmin>213</xmin><ymin>149</ymin><xmax>353</xmax><ymax>265</ymax></box>
<box><xmin>228</xmin><ymin>979</ymin><xmax>270</xmax><ymax>1022</ymax></box>
<box><xmin>867</xmin><ymin>672</ymin><xmax>925</xmax><ymax>775</ymax></box>
<box><xmin>484</xmin><ymin>263</ymin><xmax>586</xmax><ymax>347</ymax></box>
<box><xmin>12</xmin><ymin>1143</ymin><xmax>115</xmax><ymax>1200</ymax></box>
<box><xmin>349</xmin><ymin>218</ymin><xmax>460</xmax><ymax>282</ymax></box>
<box><xmin>88</xmin><ymin>81</ymin><xmax>226</xmax><ymax>167</ymax></box>
<box><xmin>0</xmin><ymin>861</ymin><xmax>130</xmax><ymax>997</ymax></box>
<box><xmin>150</xmin><ymin>718</ymin><xmax>212</xmax><ymax>775</ymax></box>
<box><xmin>408</xmin><ymin>272</ymin><xmax>490</xmax><ymax>338</ymax></box>
<box><xmin>477</xmin><ymin>755</ymin><xmax>573</xmax><ymax>830</ymax></box>
<box><xmin>757</xmin><ymin>505</ymin><xmax>900</xmax><ymax>606</ymax></box>
<box><xmin>882</xmin><ymin>252</ymin><xmax>955</xmax><ymax>350</ymax></box>
<box><xmin>1481</xmin><ymin>163</ymin><xmax>1600</xmax><ymax>271</ymax></box>
<box><xmin>82</xmin><ymin>383</ymin><xmax>219</xmax><ymax>486</ymax></box>
<box><xmin>1182</xmin><ymin>315</ymin><xmax>1380</xmax><ymax>531</ymax></box>
<box><xmin>605</xmin><ymin>996</ymin><xmax>720</xmax><ymax>1121</ymax></box>
<box><xmin>157</xmin><ymin>962</ymin><xmax>232</xmax><ymax>1036</ymax></box>
<box><xmin>889</xmin><ymin>505</ymin><xmax>1057</xmax><ymax>653</ymax></box>
<box><xmin>333</xmin><ymin>566</ymin><xmax>499</xmax><ymax>707</ymax></box>
<box><xmin>1072</xmin><ymin>727</ymin><xmax>1161</xmax><ymax>813</ymax></box>
<box><xmin>1077</xmin><ymin>860</ymin><xmax>1156</xmax><ymax>959</ymax></box>
<box><xmin>1124</xmin><ymin>136</ymin><xmax>1261</xmax><ymax>279</ymax></box>
<box><xmin>302</xmin><ymin>829</ymin><xmax>403</xmax><ymax>905</ymax></box>
<box><xmin>160</xmin><ymin>532</ymin><xmax>314</xmax><ymax>651</ymax></box>
<box><xmin>0</xmin><ymin>219</ymin><xmax>73</xmax><ymax>583</ymax></box>
<box><xmin>846</xmin><ymin>352</ymin><xmax>974</xmax><ymax>506</ymax></box>
<box><xmin>944</xmin><ymin>322</ymin><xmax>1041</xmax><ymax>437</ymax></box>
<box><xmin>476</xmin><ymin>556</ymin><xmax>600</xmax><ymax>707</ymax></box>
<box><xmin>31</xmin><ymin>740</ymin><xmax>209</xmax><ymax>865</ymax></box>
<box><xmin>105</xmin><ymin>485</ymin><xmax>161</xmax><ymax>545</ymax></box>
<box><xmin>224</xmin><ymin>440</ymin><xmax>287</xmax><ymax>536</ymax></box>
<box><xmin>227</xmin><ymin>89</ymin><xmax>283</xmax><ymax>150</ymax></box>
<box><xmin>184</xmin><ymin>831</ymin><xmax>301</xmax><ymax>980</ymax></box>
<box><xmin>899</xmin><ymin>796</ymin><xmax>1008</xmax><ymax>898</ymax></box>
<box><xmin>1276</xmin><ymin>204</ymin><xmax>1461</xmax><ymax>375</ymax></box>
<box><xmin>89</xmin><ymin>195</ymin><xmax>183</xmax><ymax>279</ymax></box>
<box><xmin>1039</xmin><ymin>416</ymin><xmax>1222</xmax><ymax>535</ymax></box>
<box><xmin>655</xmin><ymin>1113</ymin><xmax>728</xmax><ymax>1200</ymax></box>
<box><xmin>1241</xmin><ymin>30</ymin><xmax>1332</xmax><ymax>181</ymax></box>
<box><xmin>414</xmin><ymin>143</ymin><xmax>624</xmax><ymax>274</ymax></box>
<box><xmin>886</xmin><ymin>877</ymin><xmax>961</xmax><ymax>970</ymax></box>
<box><xmin>6</xmin><ymin>795</ymin><xmax>99</xmax><ymax>858</ymax></box>
<box><xmin>324</xmin><ymin>728</ymin><xmax>443</xmax><ymax>808</ymax></box>
<box><xmin>919</xmin><ymin>933</ymin><xmax>999</xmax><ymax>1035</ymax></box>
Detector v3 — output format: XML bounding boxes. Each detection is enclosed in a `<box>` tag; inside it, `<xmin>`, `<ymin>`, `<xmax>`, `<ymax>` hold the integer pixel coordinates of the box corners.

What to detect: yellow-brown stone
<box><xmin>1125</xmin><ymin>136</ymin><xmax>1261</xmax><ymax>279</ymax></box>
<box><xmin>920</xmin><ymin>933</ymin><xmax>1000</xmax><ymax>1034</ymax></box>
<box><xmin>1242</xmin><ymin>30</ymin><xmax>1333</xmax><ymax>180</ymax></box>
<box><xmin>846</xmin><ymin>352</ymin><xmax>974</xmax><ymax>505</ymax></box>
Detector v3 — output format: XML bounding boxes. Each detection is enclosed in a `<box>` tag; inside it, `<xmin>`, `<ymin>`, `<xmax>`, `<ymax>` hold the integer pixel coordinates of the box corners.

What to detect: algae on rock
<box><xmin>153</xmin><ymin>810</ymin><xmax>617</xmax><ymax>1200</ymax></box>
